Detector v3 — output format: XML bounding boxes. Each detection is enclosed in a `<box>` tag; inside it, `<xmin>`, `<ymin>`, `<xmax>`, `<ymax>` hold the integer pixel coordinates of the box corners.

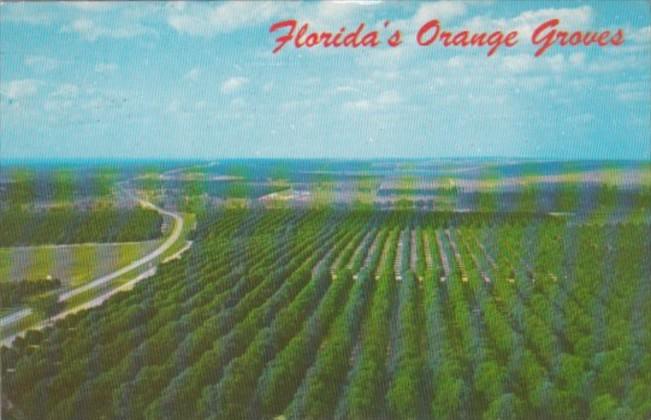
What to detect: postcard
<box><xmin>1</xmin><ymin>1</ymin><xmax>650</xmax><ymax>419</ymax></box>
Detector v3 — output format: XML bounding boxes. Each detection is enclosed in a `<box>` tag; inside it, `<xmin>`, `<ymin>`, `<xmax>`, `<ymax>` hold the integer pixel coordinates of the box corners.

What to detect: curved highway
<box><xmin>1</xmin><ymin>191</ymin><xmax>185</xmax><ymax>338</ymax></box>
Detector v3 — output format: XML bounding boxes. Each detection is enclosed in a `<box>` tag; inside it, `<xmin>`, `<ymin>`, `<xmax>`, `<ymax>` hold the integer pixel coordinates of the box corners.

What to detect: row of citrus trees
<box><xmin>0</xmin><ymin>208</ymin><xmax>163</xmax><ymax>246</ymax></box>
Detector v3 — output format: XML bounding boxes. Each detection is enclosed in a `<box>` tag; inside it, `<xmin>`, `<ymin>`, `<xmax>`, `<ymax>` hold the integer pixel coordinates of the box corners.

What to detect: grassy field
<box><xmin>0</xmin><ymin>241</ymin><xmax>161</xmax><ymax>287</ymax></box>
<box><xmin>58</xmin><ymin>212</ymin><xmax>196</xmax><ymax>309</ymax></box>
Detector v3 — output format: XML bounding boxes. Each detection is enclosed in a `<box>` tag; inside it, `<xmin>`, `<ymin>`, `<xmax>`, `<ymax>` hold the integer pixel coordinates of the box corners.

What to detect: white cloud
<box><xmin>66</xmin><ymin>2</ymin><xmax>114</xmax><ymax>12</ymax></box>
<box><xmin>409</xmin><ymin>1</ymin><xmax>468</xmax><ymax>26</ymax></box>
<box><xmin>566</xmin><ymin>113</ymin><xmax>594</xmax><ymax>125</ymax></box>
<box><xmin>544</xmin><ymin>53</ymin><xmax>565</xmax><ymax>72</ymax></box>
<box><xmin>0</xmin><ymin>79</ymin><xmax>40</xmax><ymax>100</ymax></box>
<box><xmin>628</xmin><ymin>25</ymin><xmax>651</xmax><ymax>44</ymax></box>
<box><xmin>51</xmin><ymin>83</ymin><xmax>79</xmax><ymax>98</ymax></box>
<box><xmin>167</xmin><ymin>99</ymin><xmax>181</xmax><ymax>114</ymax></box>
<box><xmin>586</xmin><ymin>53</ymin><xmax>645</xmax><ymax>73</ymax></box>
<box><xmin>166</xmin><ymin>0</ymin><xmax>377</xmax><ymax>37</ymax></box>
<box><xmin>335</xmin><ymin>85</ymin><xmax>359</xmax><ymax>93</ymax></box>
<box><xmin>183</xmin><ymin>67</ymin><xmax>201</xmax><ymax>82</ymax></box>
<box><xmin>168</xmin><ymin>1</ymin><xmax>282</xmax><ymax>36</ymax></box>
<box><xmin>95</xmin><ymin>62</ymin><xmax>118</xmax><ymax>73</ymax></box>
<box><xmin>501</xmin><ymin>54</ymin><xmax>534</xmax><ymax>73</ymax></box>
<box><xmin>447</xmin><ymin>55</ymin><xmax>466</xmax><ymax>69</ymax></box>
<box><xmin>166</xmin><ymin>2</ymin><xmax>187</xmax><ymax>13</ymax></box>
<box><xmin>24</xmin><ymin>55</ymin><xmax>61</xmax><ymax>71</ymax></box>
<box><xmin>344</xmin><ymin>89</ymin><xmax>401</xmax><ymax>111</ymax></box>
<box><xmin>390</xmin><ymin>0</ymin><xmax>469</xmax><ymax>40</ymax></box>
<box><xmin>63</xmin><ymin>18</ymin><xmax>98</xmax><ymax>39</ymax></box>
<box><xmin>303</xmin><ymin>0</ymin><xmax>379</xmax><ymax>27</ymax></box>
<box><xmin>612</xmin><ymin>81</ymin><xmax>648</xmax><ymax>102</ymax></box>
<box><xmin>0</xmin><ymin>3</ymin><xmax>52</xmax><ymax>25</ymax></box>
<box><xmin>445</xmin><ymin>48</ymin><xmax>588</xmax><ymax>76</ymax></box>
<box><xmin>221</xmin><ymin>77</ymin><xmax>249</xmax><ymax>94</ymax></box>
<box><xmin>344</xmin><ymin>99</ymin><xmax>372</xmax><ymax>111</ymax></box>
<box><xmin>371</xmin><ymin>69</ymin><xmax>399</xmax><ymax>80</ymax></box>
<box><xmin>355</xmin><ymin>46</ymin><xmax>409</xmax><ymax>68</ymax></box>
<box><xmin>568</xmin><ymin>52</ymin><xmax>585</xmax><ymax>66</ymax></box>
<box><xmin>501</xmin><ymin>52</ymin><xmax>582</xmax><ymax>74</ymax></box>
<box><xmin>230</xmin><ymin>97</ymin><xmax>247</xmax><ymax>109</ymax></box>
<box><xmin>464</xmin><ymin>6</ymin><xmax>593</xmax><ymax>39</ymax></box>
<box><xmin>62</xmin><ymin>18</ymin><xmax>155</xmax><ymax>41</ymax></box>
<box><xmin>376</xmin><ymin>90</ymin><xmax>401</xmax><ymax>105</ymax></box>
<box><xmin>330</xmin><ymin>0</ymin><xmax>383</xmax><ymax>5</ymax></box>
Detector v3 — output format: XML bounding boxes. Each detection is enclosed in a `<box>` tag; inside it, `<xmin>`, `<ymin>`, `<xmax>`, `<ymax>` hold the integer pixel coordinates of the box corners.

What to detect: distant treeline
<box><xmin>378</xmin><ymin>187</ymin><xmax>459</xmax><ymax>197</ymax></box>
<box><xmin>0</xmin><ymin>208</ymin><xmax>163</xmax><ymax>246</ymax></box>
<box><xmin>138</xmin><ymin>179</ymin><xmax>289</xmax><ymax>199</ymax></box>
<box><xmin>0</xmin><ymin>170</ymin><xmax>118</xmax><ymax>206</ymax></box>
<box><xmin>378</xmin><ymin>185</ymin><xmax>651</xmax><ymax>213</ymax></box>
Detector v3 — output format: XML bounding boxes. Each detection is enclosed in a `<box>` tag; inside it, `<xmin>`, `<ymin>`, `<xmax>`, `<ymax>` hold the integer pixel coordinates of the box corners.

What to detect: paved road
<box><xmin>0</xmin><ymin>308</ymin><xmax>31</xmax><ymax>329</ymax></box>
<box><xmin>59</xmin><ymin>198</ymin><xmax>183</xmax><ymax>301</ymax></box>
<box><xmin>1</xmin><ymin>268</ymin><xmax>158</xmax><ymax>347</ymax></box>
<box><xmin>0</xmin><ymin>193</ymin><xmax>184</xmax><ymax>336</ymax></box>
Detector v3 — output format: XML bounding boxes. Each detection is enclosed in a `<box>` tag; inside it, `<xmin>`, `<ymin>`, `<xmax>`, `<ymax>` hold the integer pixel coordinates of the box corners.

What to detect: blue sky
<box><xmin>1</xmin><ymin>1</ymin><xmax>649</xmax><ymax>160</ymax></box>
